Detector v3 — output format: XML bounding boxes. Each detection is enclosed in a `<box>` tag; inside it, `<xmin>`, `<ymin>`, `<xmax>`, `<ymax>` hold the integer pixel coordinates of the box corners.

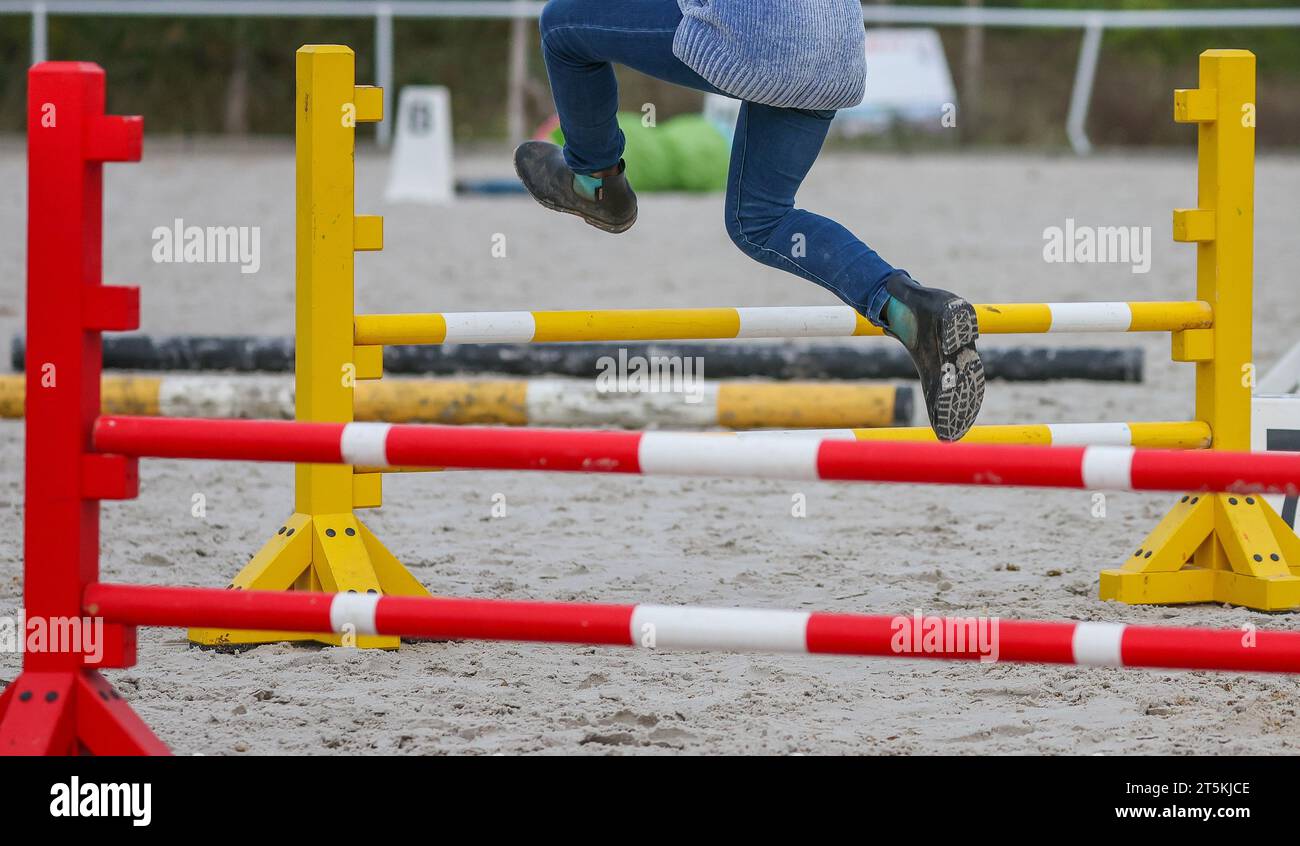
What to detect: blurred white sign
<box><xmin>834</xmin><ymin>28</ymin><xmax>957</xmax><ymax>136</ymax></box>
<box><xmin>1252</xmin><ymin>395</ymin><xmax>1300</xmax><ymax>526</ymax></box>
<box><xmin>385</xmin><ymin>86</ymin><xmax>454</xmax><ymax>205</ymax></box>
<box><xmin>703</xmin><ymin>93</ymin><xmax>742</xmax><ymax>140</ymax></box>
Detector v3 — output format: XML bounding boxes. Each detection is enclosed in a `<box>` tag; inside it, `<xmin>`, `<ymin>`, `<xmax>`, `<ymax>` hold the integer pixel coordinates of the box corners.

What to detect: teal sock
<box><xmin>884</xmin><ymin>295</ymin><xmax>918</xmax><ymax>347</ymax></box>
<box><xmin>573</xmin><ymin>173</ymin><xmax>604</xmax><ymax>201</ymax></box>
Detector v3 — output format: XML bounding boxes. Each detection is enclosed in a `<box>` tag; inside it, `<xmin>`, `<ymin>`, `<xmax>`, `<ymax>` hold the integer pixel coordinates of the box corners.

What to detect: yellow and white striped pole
<box><xmin>353</xmin><ymin>301</ymin><xmax>1213</xmax><ymax>346</ymax></box>
<box><xmin>830</xmin><ymin>421</ymin><xmax>1212</xmax><ymax>450</ymax></box>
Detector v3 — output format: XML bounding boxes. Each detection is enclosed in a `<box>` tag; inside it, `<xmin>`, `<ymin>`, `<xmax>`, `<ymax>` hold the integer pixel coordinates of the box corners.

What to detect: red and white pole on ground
<box><xmin>93</xmin><ymin>415</ymin><xmax>1300</xmax><ymax>494</ymax></box>
<box><xmin>84</xmin><ymin>582</ymin><xmax>1300</xmax><ymax>674</ymax></box>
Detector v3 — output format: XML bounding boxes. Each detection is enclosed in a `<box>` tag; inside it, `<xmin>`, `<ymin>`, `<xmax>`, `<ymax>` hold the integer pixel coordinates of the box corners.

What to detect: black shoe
<box><xmin>513</xmin><ymin>141</ymin><xmax>638</xmax><ymax>234</ymax></box>
<box><xmin>879</xmin><ymin>271</ymin><xmax>984</xmax><ymax>442</ymax></box>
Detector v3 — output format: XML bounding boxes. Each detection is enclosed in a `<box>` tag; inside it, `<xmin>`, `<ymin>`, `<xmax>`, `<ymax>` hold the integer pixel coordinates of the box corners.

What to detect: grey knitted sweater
<box><xmin>674</xmin><ymin>0</ymin><xmax>867</xmax><ymax>110</ymax></box>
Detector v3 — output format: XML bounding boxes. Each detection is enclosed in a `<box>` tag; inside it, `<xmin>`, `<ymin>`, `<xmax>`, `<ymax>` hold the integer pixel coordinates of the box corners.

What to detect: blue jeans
<box><xmin>539</xmin><ymin>0</ymin><xmax>897</xmax><ymax>324</ymax></box>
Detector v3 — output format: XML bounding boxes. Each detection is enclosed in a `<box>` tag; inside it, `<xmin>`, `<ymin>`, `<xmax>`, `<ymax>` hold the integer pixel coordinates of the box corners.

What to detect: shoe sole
<box><xmin>932</xmin><ymin>300</ymin><xmax>985</xmax><ymax>442</ymax></box>
<box><xmin>513</xmin><ymin>156</ymin><xmax>637</xmax><ymax>234</ymax></box>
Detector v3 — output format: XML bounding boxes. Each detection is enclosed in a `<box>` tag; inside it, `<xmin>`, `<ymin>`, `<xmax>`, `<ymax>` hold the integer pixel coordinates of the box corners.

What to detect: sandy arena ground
<box><xmin>1</xmin><ymin>140</ymin><xmax>1299</xmax><ymax>754</ymax></box>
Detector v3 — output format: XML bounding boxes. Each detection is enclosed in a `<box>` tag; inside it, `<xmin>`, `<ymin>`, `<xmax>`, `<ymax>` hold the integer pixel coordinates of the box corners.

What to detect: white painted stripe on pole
<box><xmin>735</xmin><ymin>306</ymin><xmax>860</xmax><ymax>338</ymax></box>
<box><xmin>329</xmin><ymin>593</ymin><xmax>380</xmax><ymax>636</ymax></box>
<box><xmin>637</xmin><ymin>432</ymin><xmax>821</xmax><ymax>479</ymax></box>
<box><xmin>1081</xmin><ymin>445</ymin><xmax>1135</xmax><ymax>490</ymax></box>
<box><xmin>341</xmin><ymin>422</ymin><xmax>393</xmax><ymax>467</ymax></box>
<box><xmin>1071</xmin><ymin>622</ymin><xmax>1127</xmax><ymax>667</ymax></box>
<box><xmin>1046</xmin><ymin>302</ymin><xmax>1133</xmax><ymax>332</ymax></box>
<box><xmin>158</xmin><ymin>375</ymin><xmax>295</xmax><ymax>419</ymax></box>
<box><xmin>629</xmin><ymin>605</ymin><xmax>811</xmax><ymax>652</ymax></box>
<box><xmin>442</xmin><ymin>311</ymin><xmax>537</xmax><ymax>343</ymax></box>
<box><xmin>1046</xmin><ymin>422</ymin><xmax>1134</xmax><ymax>446</ymax></box>
<box><xmin>735</xmin><ymin>428</ymin><xmax>858</xmax><ymax>440</ymax></box>
<box><xmin>525</xmin><ymin>379</ymin><xmax>720</xmax><ymax>428</ymax></box>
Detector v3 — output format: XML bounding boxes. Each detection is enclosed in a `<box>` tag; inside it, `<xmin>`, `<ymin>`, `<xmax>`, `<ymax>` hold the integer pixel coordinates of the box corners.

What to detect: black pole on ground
<box><xmin>9</xmin><ymin>335</ymin><xmax>1144</xmax><ymax>383</ymax></box>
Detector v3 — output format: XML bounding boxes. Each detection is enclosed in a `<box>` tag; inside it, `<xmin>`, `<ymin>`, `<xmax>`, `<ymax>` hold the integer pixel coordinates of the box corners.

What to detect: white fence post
<box><xmin>375</xmin><ymin>2</ymin><xmax>394</xmax><ymax>147</ymax></box>
<box><xmin>1065</xmin><ymin>19</ymin><xmax>1105</xmax><ymax>155</ymax></box>
<box><xmin>32</xmin><ymin>1</ymin><xmax>48</xmax><ymax>65</ymax></box>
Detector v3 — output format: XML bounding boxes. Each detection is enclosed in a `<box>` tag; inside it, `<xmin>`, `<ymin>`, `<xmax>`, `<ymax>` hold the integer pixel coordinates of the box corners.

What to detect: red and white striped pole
<box><xmin>84</xmin><ymin>582</ymin><xmax>1300</xmax><ymax>674</ymax></box>
<box><xmin>92</xmin><ymin>415</ymin><xmax>1300</xmax><ymax>494</ymax></box>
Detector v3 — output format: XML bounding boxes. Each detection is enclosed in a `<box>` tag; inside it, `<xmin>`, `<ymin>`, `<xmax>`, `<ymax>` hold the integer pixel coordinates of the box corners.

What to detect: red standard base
<box><xmin>0</xmin><ymin>671</ymin><xmax>168</xmax><ymax>756</ymax></box>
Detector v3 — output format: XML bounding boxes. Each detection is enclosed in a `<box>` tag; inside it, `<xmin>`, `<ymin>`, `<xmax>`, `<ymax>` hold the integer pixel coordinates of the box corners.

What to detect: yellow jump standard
<box><xmin>1098</xmin><ymin>50</ymin><xmax>1300</xmax><ymax>611</ymax></box>
<box><xmin>189</xmin><ymin>46</ymin><xmax>429</xmax><ymax>649</ymax></box>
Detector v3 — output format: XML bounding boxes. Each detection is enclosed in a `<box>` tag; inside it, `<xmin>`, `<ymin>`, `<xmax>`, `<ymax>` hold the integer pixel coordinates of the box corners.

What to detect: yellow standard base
<box><xmin>188</xmin><ymin>512</ymin><xmax>431</xmax><ymax>649</ymax></box>
<box><xmin>1100</xmin><ymin>492</ymin><xmax>1300</xmax><ymax>611</ymax></box>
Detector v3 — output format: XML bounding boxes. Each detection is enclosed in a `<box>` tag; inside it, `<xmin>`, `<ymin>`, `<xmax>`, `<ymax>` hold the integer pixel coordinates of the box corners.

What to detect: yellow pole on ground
<box><xmin>0</xmin><ymin>374</ymin><xmax>163</xmax><ymax>417</ymax></box>
<box><xmin>0</xmin><ymin>374</ymin><xmax>910</xmax><ymax>429</ymax></box>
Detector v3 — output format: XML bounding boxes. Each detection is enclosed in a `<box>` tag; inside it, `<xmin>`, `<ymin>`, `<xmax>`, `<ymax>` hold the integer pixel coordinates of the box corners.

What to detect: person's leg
<box><xmin>723</xmin><ymin>103</ymin><xmax>896</xmax><ymax>323</ymax></box>
<box><xmin>517</xmin><ymin>0</ymin><xmax>721</xmax><ymax>233</ymax></box>
<box><xmin>537</xmin><ymin>0</ymin><xmax>722</xmax><ymax>174</ymax></box>
<box><xmin>725</xmin><ymin>101</ymin><xmax>984</xmax><ymax>440</ymax></box>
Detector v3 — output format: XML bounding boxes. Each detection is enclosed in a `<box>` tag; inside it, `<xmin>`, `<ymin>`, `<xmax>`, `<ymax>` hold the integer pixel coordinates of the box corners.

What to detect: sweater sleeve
<box><xmin>672</xmin><ymin>0</ymin><xmax>867</xmax><ymax>110</ymax></box>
